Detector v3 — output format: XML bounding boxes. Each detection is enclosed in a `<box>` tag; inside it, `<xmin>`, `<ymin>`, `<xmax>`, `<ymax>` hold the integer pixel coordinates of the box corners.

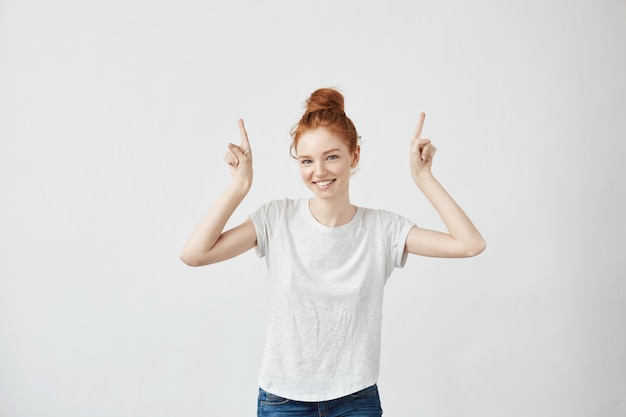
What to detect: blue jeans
<box><xmin>257</xmin><ymin>384</ymin><xmax>383</xmax><ymax>417</ymax></box>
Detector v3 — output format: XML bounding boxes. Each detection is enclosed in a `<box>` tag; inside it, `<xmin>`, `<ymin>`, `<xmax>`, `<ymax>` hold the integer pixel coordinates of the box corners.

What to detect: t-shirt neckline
<box><xmin>303</xmin><ymin>198</ymin><xmax>362</xmax><ymax>234</ymax></box>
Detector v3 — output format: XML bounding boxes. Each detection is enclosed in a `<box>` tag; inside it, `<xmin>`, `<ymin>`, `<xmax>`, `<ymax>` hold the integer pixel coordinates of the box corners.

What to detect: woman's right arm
<box><xmin>179</xmin><ymin>119</ymin><xmax>257</xmax><ymax>267</ymax></box>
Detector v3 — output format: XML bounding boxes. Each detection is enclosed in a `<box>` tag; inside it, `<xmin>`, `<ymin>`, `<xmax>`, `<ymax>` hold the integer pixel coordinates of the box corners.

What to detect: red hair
<box><xmin>290</xmin><ymin>88</ymin><xmax>359</xmax><ymax>158</ymax></box>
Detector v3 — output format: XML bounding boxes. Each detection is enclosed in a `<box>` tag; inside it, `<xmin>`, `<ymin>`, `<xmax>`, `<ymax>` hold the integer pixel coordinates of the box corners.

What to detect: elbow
<box><xmin>179</xmin><ymin>252</ymin><xmax>197</xmax><ymax>267</ymax></box>
<box><xmin>465</xmin><ymin>238</ymin><xmax>486</xmax><ymax>257</ymax></box>
<box><xmin>179</xmin><ymin>250</ymin><xmax>209</xmax><ymax>267</ymax></box>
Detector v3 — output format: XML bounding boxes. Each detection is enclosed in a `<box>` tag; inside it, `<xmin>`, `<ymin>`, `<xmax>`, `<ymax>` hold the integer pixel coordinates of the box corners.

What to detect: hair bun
<box><xmin>305</xmin><ymin>88</ymin><xmax>345</xmax><ymax>115</ymax></box>
<box><xmin>291</xmin><ymin>87</ymin><xmax>358</xmax><ymax>157</ymax></box>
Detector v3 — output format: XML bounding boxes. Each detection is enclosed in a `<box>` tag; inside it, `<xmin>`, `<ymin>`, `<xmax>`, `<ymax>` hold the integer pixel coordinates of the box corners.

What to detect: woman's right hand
<box><xmin>224</xmin><ymin>118</ymin><xmax>253</xmax><ymax>189</ymax></box>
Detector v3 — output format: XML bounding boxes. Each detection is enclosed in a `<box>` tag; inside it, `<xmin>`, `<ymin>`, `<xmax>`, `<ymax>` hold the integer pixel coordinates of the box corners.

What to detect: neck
<box><xmin>308</xmin><ymin>196</ymin><xmax>356</xmax><ymax>227</ymax></box>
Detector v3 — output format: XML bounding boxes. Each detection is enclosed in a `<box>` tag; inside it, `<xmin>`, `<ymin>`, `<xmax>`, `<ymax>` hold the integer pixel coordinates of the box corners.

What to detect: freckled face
<box><xmin>295</xmin><ymin>128</ymin><xmax>360</xmax><ymax>201</ymax></box>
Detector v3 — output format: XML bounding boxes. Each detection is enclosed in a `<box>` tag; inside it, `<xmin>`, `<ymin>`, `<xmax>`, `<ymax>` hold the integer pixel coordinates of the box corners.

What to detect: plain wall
<box><xmin>1</xmin><ymin>0</ymin><xmax>625</xmax><ymax>416</ymax></box>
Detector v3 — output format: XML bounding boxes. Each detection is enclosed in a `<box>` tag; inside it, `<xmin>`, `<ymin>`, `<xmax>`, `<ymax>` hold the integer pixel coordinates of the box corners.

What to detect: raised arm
<box><xmin>405</xmin><ymin>113</ymin><xmax>486</xmax><ymax>258</ymax></box>
<box><xmin>179</xmin><ymin>119</ymin><xmax>257</xmax><ymax>266</ymax></box>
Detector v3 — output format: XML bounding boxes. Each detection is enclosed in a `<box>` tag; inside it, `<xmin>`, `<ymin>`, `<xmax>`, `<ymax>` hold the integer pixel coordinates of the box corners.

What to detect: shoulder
<box><xmin>359</xmin><ymin>206</ymin><xmax>414</xmax><ymax>226</ymax></box>
<box><xmin>252</xmin><ymin>198</ymin><xmax>305</xmax><ymax>220</ymax></box>
<box><xmin>257</xmin><ymin>198</ymin><xmax>304</xmax><ymax>212</ymax></box>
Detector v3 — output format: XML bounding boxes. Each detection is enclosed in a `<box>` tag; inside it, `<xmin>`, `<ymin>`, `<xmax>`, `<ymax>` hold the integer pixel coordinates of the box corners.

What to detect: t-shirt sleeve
<box><xmin>249</xmin><ymin>204</ymin><xmax>268</xmax><ymax>258</ymax></box>
<box><xmin>249</xmin><ymin>199</ymin><xmax>284</xmax><ymax>258</ymax></box>
<box><xmin>383</xmin><ymin>210</ymin><xmax>416</xmax><ymax>270</ymax></box>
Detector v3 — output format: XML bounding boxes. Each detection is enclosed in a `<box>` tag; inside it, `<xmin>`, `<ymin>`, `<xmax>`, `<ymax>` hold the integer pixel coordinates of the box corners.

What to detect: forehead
<box><xmin>296</xmin><ymin>128</ymin><xmax>349</xmax><ymax>155</ymax></box>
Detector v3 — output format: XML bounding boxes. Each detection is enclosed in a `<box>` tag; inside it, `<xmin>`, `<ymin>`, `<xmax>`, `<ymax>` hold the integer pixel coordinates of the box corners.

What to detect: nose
<box><xmin>313</xmin><ymin>161</ymin><xmax>327</xmax><ymax>177</ymax></box>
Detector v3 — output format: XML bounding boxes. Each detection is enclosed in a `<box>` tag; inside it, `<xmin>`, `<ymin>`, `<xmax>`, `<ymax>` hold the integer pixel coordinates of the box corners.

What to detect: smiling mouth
<box><xmin>314</xmin><ymin>179</ymin><xmax>335</xmax><ymax>188</ymax></box>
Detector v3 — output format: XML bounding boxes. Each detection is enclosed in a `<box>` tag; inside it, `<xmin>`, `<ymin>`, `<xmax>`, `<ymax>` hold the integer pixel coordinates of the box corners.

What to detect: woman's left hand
<box><xmin>410</xmin><ymin>112</ymin><xmax>437</xmax><ymax>182</ymax></box>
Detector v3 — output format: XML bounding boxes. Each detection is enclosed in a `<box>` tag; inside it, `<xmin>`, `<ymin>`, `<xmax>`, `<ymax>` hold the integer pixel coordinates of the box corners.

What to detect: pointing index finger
<box><xmin>414</xmin><ymin>112</ymin><xmax>426</xmax><ymax>139</ymax></box>
<box><xmin>238</xmin><ymin>118</ymin><xmax>250</xmax><ymax>151</ymax></box>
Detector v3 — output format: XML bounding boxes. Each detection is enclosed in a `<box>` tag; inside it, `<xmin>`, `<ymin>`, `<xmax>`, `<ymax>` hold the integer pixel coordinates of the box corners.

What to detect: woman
<box><xmin>180</xmin><ymin>88</ymin><xmax>485</xmax><ymax>417</ymax></box>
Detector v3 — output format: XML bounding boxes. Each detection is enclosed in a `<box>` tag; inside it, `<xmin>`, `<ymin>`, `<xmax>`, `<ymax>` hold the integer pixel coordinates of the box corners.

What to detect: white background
<box><xmin>1</xmin><ymin>0</ymin><xmax>625</xmax><ymax>416</ymax></box>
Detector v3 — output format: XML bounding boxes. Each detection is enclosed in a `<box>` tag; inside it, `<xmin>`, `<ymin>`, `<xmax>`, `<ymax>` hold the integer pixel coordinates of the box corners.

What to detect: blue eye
<box><xmin>301</xmin><ymin>159</ymin><xmax>312</xmax><ymax>165</ymax></box>
<box><xmin>326</xmin><ymin>155</ymin><xmax>338</xmax><ymax>161</ymax></box>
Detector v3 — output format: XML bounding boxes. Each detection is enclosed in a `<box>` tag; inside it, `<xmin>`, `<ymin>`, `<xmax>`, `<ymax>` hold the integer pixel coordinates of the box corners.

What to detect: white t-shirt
<box><xmin>250</xmin><ymin>198</ymin><xmax>415</xmax><ymax>401</ymax></box>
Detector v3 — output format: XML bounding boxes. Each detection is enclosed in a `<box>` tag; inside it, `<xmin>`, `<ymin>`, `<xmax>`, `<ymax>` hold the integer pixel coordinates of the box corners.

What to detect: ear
<box><xmin>351</xmin><ymin>145</ymin><xmax>361</xmax><ymax>167</ymax></box>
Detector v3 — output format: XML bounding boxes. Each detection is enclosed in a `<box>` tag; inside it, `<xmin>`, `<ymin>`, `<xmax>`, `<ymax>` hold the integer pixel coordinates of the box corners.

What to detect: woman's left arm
<box><xmin>405</xmin><ymin>113</ymin><xmax>486</xmax><ymax>258</ymax></box>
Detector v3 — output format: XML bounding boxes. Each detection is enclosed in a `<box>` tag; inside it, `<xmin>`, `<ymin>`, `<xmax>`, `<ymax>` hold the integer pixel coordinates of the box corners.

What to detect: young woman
<box><xmin>180</xmin><ymin>88</ymin><xmax>485</xmax><ymax>417</ymax></box>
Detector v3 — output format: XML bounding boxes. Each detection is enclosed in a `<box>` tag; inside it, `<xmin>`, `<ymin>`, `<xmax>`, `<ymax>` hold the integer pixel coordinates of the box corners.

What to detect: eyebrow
<box><xmin>297</xmin><ymin>148</ymin><xmax>341</xmax><ymax>159</ymax></box>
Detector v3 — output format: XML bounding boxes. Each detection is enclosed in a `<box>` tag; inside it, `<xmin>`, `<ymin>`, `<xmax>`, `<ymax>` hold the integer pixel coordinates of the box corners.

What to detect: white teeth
<box><xmin>316</xmin><ymin>180</ymin><xmax>333</xmax><ymax>186</ymax></box>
